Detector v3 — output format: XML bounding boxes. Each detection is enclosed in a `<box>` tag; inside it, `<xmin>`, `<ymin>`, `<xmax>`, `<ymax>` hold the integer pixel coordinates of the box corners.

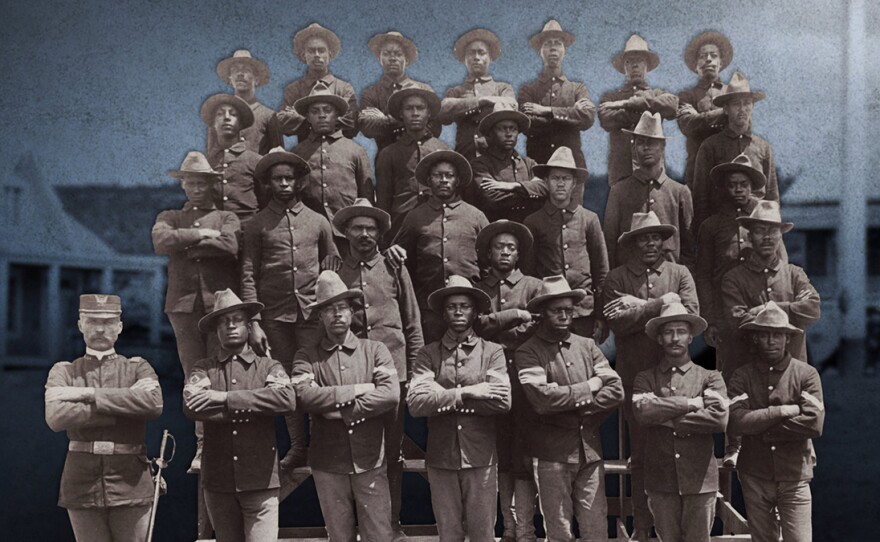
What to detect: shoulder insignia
<box><xmin>632</xmin><ymin>392</ymin><xmax>651</xmax><ymax>403</ymax></box>
<box><xmin>290</xmin><ymin>373</ymin><xmax>315</xmax><ymax>385</ymax></box>
<box><xmin>129</xmin><ymin>356</ymin><xmax>148</xmax><ymax>363</ymax></box>
<box><xmin>801</xmin><ymin>391</ymin><xmax>824</xmax><ymax>412</ymax></box>
<box><xmin>703</xmin><ymin>388</ymin><xmax>729</xmax><ymax>407</ymax></box>
<box><xmin>486</xmin><ymin>369</ymin><xmax>509</xmax><ymax>383</ymax></box>
<box><xmin>729</xmin><ymin>393</ymin><xmax>749</xmax><ymax>405</ymax></box>
<box><xmin>518</xmin><ymin>366</ymin><xmax>547</xmax><ymax>385</ymax></box>
<box><xmin>372</xmin><ymin>366</ymin><xmax>397</xmax><ymax>377</ymax></box>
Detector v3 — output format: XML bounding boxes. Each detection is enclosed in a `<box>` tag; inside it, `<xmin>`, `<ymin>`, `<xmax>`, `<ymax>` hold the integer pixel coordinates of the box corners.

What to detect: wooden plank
<box><xmin>716</xmin><ymin>497</ymin><xmax>750</xmax><ymax>534</ymax></box>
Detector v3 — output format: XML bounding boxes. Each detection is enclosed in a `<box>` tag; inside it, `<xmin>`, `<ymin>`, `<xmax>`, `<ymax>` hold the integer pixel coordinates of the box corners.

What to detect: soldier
<box><xmin>360</xmin><ymin>31</ymin><xmax>436</xmax><ymax>152</ymax></box>
<box><xmin>632</xmin><ymin>303</ymin><xmax>728</xmax><ymax>542</ymax></box>
<box><xmin>692</xmin><ymin>71</ymin><xmax>778</xmax><ymax>232</ymax></box>
<box><xmin>474</xmin><ymin>220</ymin><xmax>543</xmax><ymax>542</ymax></box>
<box><xmin>602</xmin><ymin>211</ymin><xmax>698</xmax><ymax>540</ymax></box>
<box><xmin>523</xmin><ymin>147</ymin><xmax>608</xmax><ymax>340</ymax></box>
<box><xmin>604</xmin><ymin>111</ymin><xmax>694</xmax><ymax>269</ymax></box>
<box><xmin>728</xmin><ymin>302</ymin><xmax>825</xmax><ymax>542</ymax></box>
<box><xmin>333</xmin><ymin>199</ymin><xmax>423</xmax><ymax>540</ymax></box>
<box><xmin>438</xmin><ymin>28</ymin><xmax>516</xmax><ymax>160</ymax></box>
<box><xmin>241</xmin><ymin>147</ymin><xmax>341</xmax><ymax>470</ymax></box>
<box><xmin>407</xmin><ymin>275</ymin><xmax>512</xmax><ymax>542</ymax></box>
<box><xmin>677</xmin><ymin>31</ymin><xmax>734</xmax><ymax>192</ymax></box>
<box><xmin>184</xmin><ymin>289</ymin><xmax>296</xmax><ymax>542</ymax></box>
<box><xmin>45</xmin><ymin>294</ymin><xmax>163</xmax><ymax>542</ymax></box>
<box><xmin>599</xmin><ymin>35</ymin><xmax>678</xmax><ymax>185</ymax></box>
<box><xmin>153</xmin><ymin>151</ymin><xmax>240</xmax><ymax>472</ymax></box>
<box><xmin>519</xmin><ymin>19</ymin><xmax>595</xmax><ymax>207</ymax></box>
<box><xmin>201</xmin><ymin>93</ymin><xmax>265</xmax><ymax>221</ymax></box>
<box><xmin>471</xmin><ymin>102</ymin><xmax>546</xmax><ymax>223</ymax></box>
<box><xmin>278</xmin><ymin>23</ymin><xmax>358</xmax><ymax>142</ymax></box>
<box><xmin>291</xmin><ymin>271</ymin><xmax>400</xmax><ymax>542</ymax></box>
<box><xmin>516</xmin><ymin>275</ymin><xmax>624</xmax><ymax>542</ymax></box>
<box><xmin>207</xmin><ymin>49</ymin><xmax>282</xmax><ymax>156</ymax></box>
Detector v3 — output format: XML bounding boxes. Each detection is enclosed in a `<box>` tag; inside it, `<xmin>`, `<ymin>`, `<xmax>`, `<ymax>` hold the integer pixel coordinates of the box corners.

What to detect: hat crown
<box><xmin>656</xmin><ymin>302</ymin><xmax>691</xmax><ymax>321</ymax></box>
<box><xmin>628</xmin><ymin>211</ymin><xmax>664</xmax><ymax>232</ymax></box>
<box><xmin>543</xmin><ymin>146</ymin><xmax>579</xmax><ymax>171</ymax></box>
<box><xmin>751</xmin><ymin>301</ymin><xmax>793</xmax><ymax>329</ymax></box>
<box><xmin>80</xmin><ymin>294</ymin><xmax>122</xmax><ymax>313</ymax></box>
<box><xmin>730</xmin><ymin>153</ymin><xmax>755</xmax><ymax>169</ymax></box>
<box><xmin>232</xmin><ymin>49</ymin><xmax>253</xmax><ymax>59</ymax></box>
<box><xmin>307</xmin><ymin>82</ymin><xmax>334</xmax><ymax>98</ymax></box>
<box><xmin>542</xmin><ymin>19</ymin><xmax>564</xmax><ymax>32</ymax></box>
<box><xmin>445</xmin><ymin>275</ymin><xmax>476</xmax><ymax>291</ymax></box>
<box><xmin>212</xmin><ymin>289</ymin><xmax>247</xmax><ymax>314</ymax></box>
<box><xmin>178</xmin><ymin>151</ymin><xmax>216</xmax><ymax>174</ymax></box>
<box><xmin>314</xmin><ymin>271</ymin><xmax>354</xmax><ymax>305</ymax></box>
<box><xmin>624</xmin><ymin>34</ymin><xmax>650</xmax><ymax>53</ymax></box>
<box><xmin>489</xmin><ymin>102</ymin><xmax>518</xmax><ymax>114</ymax></box>
<box><xmin>536</xmin><ymin>275</ymin><xmax>576</xmax><ymax>298</ymax></box>
<box><xmin>746</xmin><ymin>200</ymin><xmax>784</xmax><ymax>223</ymax></box>
<box><xmin>724</xmin><ymin>71</ymin><xmax>753</xmax><ymax>95</ymax></box>
<box><xmin>347</xmin><ymin>198</ymin><xmax>376</xmax><ymax>210</ymax></box>
<box><xmin>631</xmin><ymin>111</ymin><xmax>666</xmax><ymax>138</ymax></box>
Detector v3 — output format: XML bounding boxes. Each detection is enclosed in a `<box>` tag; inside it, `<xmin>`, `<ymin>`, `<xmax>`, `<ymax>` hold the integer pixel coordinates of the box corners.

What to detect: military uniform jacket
<box><xmin>470</xmin><ymin>148</ymin><xmax>546</xmax><ymax>223</ymax></box>
<box><xmin>407</xmin><ymin>331</ymin><xmax>511</xmax><ymax>470</ymax></box>
<box><xmin>633</xmin><ymin>361</ymin><xmax>728</xmax><ymax>495</ymax></box>
<box><xmin>45</xmin><ymin>353</ymin><xmax>163</xmax><ymax>509</ymax></box>
<box><xmin>291</xmin><ymin>333</ymin><xmax>399</xmax><ymax>474</ymax></box>
<box><xmin>207</xmin><ymin>142</ymin><xmax>264</xmax><ymax>216</ymax></box>
<box><xmin>728</xmin><ymin>355</ymin><xmax>824</xmax><ymax>482</ymax></box>
<box><xmin>207</xmin><ymin>100</ymin><xmax>280</xmax><ymax>156</ymax></box>
<box><xmin>278</xmin><ymin>73</ymin><xmax>359</xmax><ymax>140</ymax></box>
<box><xmin>438</xmin><ymin>76</ymin><xmax>516</xmax><ymax>160</ymax></box>
<box><xmin>152</xmin><ymin>202</ymin><xmax>240</xmax><ymax>313</ymax></box>
<box><xmin>515</xmin><ymin>330</ymin><xmax>624</xmax><ymax>464</ymax></box>
<box><xmin>475</xmin><ymin>269</ymin><xmax>544</xmax><ymax>353</ymax></box>
<box><xmin>184</xmin><ymin>346</ymin><xmax>295</xmax><ymax>493</ymax></box>
<box><xmin>360</xmin><ymin>76</ymin><xmax>435</xmax><ymax>151</ymax></box>
<box><xmin>375</xmin><ymin>133</ymin><xmax>450</xmax><ymax>221</ymax></box>
<box><xmin>677</xmin><ymin>79</ymin><xmax>726</xmax><ymax>190</ymax></box>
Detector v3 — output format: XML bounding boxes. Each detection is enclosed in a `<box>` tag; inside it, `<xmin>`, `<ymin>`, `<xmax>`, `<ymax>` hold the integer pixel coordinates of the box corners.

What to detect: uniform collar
<box><xmin>267</xmin><ymin>199</ymin><xmax>304</xmax><ymax>215</ymax></box>
<box><xmin>381</xmin><ymin>74</ymin><xmax>412</xmax><ymax>89</ymax></box>
<box><xmin>85</xmin><ymin>347</ymin><xmax>117</xmax><ymax>361</ymax></box>
<box><xmin>696</xmin><ymin>78</ymin><xmax>723</xmax><ymax>91</ymax></box>
<box><xmin>427</xmin><ymin>196</ymin><xmax>463</xmax><ymax>210</ymax></box>
<box><xmin>623</xmin><ymin>81</ymin><xmax>651</xmax><ymax>91</ymax></box>
<box><xmin>305</xmin><ymin>72</ymin><xmax>337</xmax><ymax>87</ymax></box>
<box><xmin>744</xmin><ymin>250</ymin><xmax>781</xmax><ymax>273</ymax></box>
<box><xmin>344</xmin><ymin>250</ymin><xmax>382</xmax><ymax>270</ymax></box>
<box><xmin>659</xmin><ymin>359</ymin><xmax>694</xmax><ymax>373</ymax></box>
<box><xmin>633</xmin><ymin>167</ymin><xmax>669</xmax><ymax>185</ymax></box>
<box><xmin>535</xmin><ymin>325</ymin><xmax>572</xmax><ymax>345</ymax></box>
<box><xmin>625</xmin><ymin>258</ymin><xmax>667</xmax><ymax>277</ymax></box>
<box><xmin>485</xmin><ymin>146</ymin><xmax>520</xmax><ymax>162</ymax></box>
<box><xmin>539</xmin><ymin>71</ymin><xmax>568</xmax><ymax>83</ymax></box>
<box><xmin>466</xmin><ymin>74</ymin><xmax>495</xmax><ymax>84</ymax></box>
<box><xmin>399</xmin><ymin>131</ymin><xmax>433</xmax><ymax>146</ymax></box>
<box><xmin>308</xmin><ymin>129</ymin><xmax>344</xmax><ymax>143</ymax></box>
<box><xmin>719</xmin><ymin>196</ymin><xmax>759</xmax><ymax>216</ymax></box>
<box><xmin>208</xmin><ymin>140</ymin><xmax>247</xmax><ymax>162</ymax></box>
<box><xmin>542</xmin><ymin>199</ymin><xmax>579</xmax><ymax>216</ymax></box>
<box><xmin>321</xmin><ymin>331</ymin><xmax>360</xmax><ymax>352</ymax></box>
<box><xmin>441</xmin><ymin>329</ymin><xmax>478</xmax><ymax>350</ymax></box>
<box><xmin>723</xmin><ymin>126</ymin><xmax>752</xmax><ymax>138</ymax></box>
<box><xmin>760</xmin><ymin>353</ymin><xmax>792</xmax><ymax>373</ymax></box>
<box><xmin>183</xmin><ymin>201</ymin><xmax>218</xmax><ymax>212</ymax></box>
<box><xmin>219</xmin><ymin>345</ymin><xmax>257</xmax><ymax>364</ymax></box>
<box><xmin>482</xmin><ymin>268</ymin><xmax>524</xmax><ymax>288</ymax></box>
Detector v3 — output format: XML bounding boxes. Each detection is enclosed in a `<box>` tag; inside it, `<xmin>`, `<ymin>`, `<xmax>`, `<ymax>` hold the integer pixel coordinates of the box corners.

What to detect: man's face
<box><xmin>78</xmin><ymin>314</ymin><xmax>122</xmax><ymax>351</ymax></box>
<box><xmin>228</xmin><ymin>62</ymin><xmax>256</xmax><ymax>95</ymax></box>
<box><xmin>379</xmin><ymin>41</ymin><xmax>407</xmax><ymax>78</ymax></box>
<box><xmin>696</xmin><ymin>43</ymin><xmax>722</xmax><ymax>81</ymax></box>
<box><xmin>546</xmin><ymin>167</ymin><xmax>575</xmax><ymax>205</ymax></box>
<box><xmin>747</xmin><ymin>223</ymin><xmax>783</xmax><ymax>259</ymax></box>
<box><xmin>633</xmin><ymin>135</ymin><xmax>664</xmax><ymax>168</ymax></box>
<box><xmin>725</xmin><ymin>172</ymin><xmax>753</xmax><ymax>207</ymax></box>
<box><xmin>540</xmin><ymin>38</ymin><xmax>566</xmax><ymax>69</ymax></box>
<box><xmin>465</xmin><ymin>40</ymin><xmax>491</xmax><ymax>78</ymax></box>
<box><xmin>427</xmin><ymin>161</ymin><xmax>460</xmax><ymax>200</ymax></box>
<box><xmin>657</xmin><ymin>321</ymin><xmax>693</xmax><ymax>358</ymax></box>
<box><xmin>268</xmin><ymin>164</ymin><xmax>298</xmax><ymax>202</ymax></box>
<box><xmin>307</xmin><ymin>102</ymin><xmax>338</xmax><ymax>135</ymax></box>
<box><xmin>489</xmin><ymin>120</ymin><xmax>520</xmax><ymax>151</ymax></box>
<box><xmin>624</xmin><ymin>54</ymin><xmax>648</xmax><ymax>85</ymax></box>
<box><xmin>181</xmin><ymin>175</ymin><xmax>215</xmax><ymax>207</ymax></box>
<box><xmin>443</xmin><ymin>294</ymin><xmax>476</xmax><ymax>333</ymax></box>
<box><xmin>303</xmin><ymin>37</ymin><xmax>330</xmax><ymax>72</ymax></box>
<box><xmin>724</xmin><ymin>97</ymin><xmax>754</xmax><ymax>131</ymax></box>
<box><xmin>213</xmin><ymin>104</ymin><xmax>241</xmax><ymax>138</ymax></box>
<box><xmin>216</xmin><ymin>309</ymin><xmax>249</xmax><ymax>349</ymax></box>
<box><xmin>754</xmin><ymin>330</ymin><xmax>790</xmax><ymax>363</ymax></box>
<box><xmin>400</xmin><ymin>95</ymin><xmax>429</xmax><ymax>132</ymax></box>
<box><xmin>488</xmin><ymin>232</ymin><xmax>519</xmax><ymax>273</ymax></box>
<box><xmin>346</xmin><ymin>216</ymin><xmax>380</xmax><ymax>255</ymax></box>
<box><xmin>319</xmin><ymin>300</ymin><xmax>353</xmax><ymax>337</ymax></box>
<box><xmin>635</xmin><ymin>232</ymin><xmax>664</xmax><ymax>266</ymax></box>
<box><xmin>542</xmin><ymin>298</ymin><xmax>574</xmax><ymax>332</ymax></box>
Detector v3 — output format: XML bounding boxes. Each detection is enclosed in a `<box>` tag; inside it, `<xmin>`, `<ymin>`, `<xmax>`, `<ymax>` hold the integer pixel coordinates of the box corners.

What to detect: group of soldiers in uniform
<box><xmin>45</xmin><ymin>18</ymin><xmax>825</xmax><ymax>542</ymax></box>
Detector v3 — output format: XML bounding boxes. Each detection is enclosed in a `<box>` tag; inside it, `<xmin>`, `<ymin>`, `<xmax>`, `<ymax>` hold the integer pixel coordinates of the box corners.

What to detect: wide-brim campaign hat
<box><xmin>529</xmin><ymin>19</ymin><xmax>576</xmax><ymax>52</ymax></box>
<box><xmin>386</xmin><ymin>87</ymin><xmax>441</xmax><ymax>120</ymax></box>
<box><xmin>453</xmin><ymin>28</ymin><xmax>502</xmax><ymax>61</ymax></box>
<box><xmin>736</xmin><ymin>200</ymin><xmax>794</xmax><ymax>233</ymax></box>
<box><xmin>216</xmin><ymin>49</ymin><xmax>271</xmax><ymax>87</ymax></box>
<box><xmin>709</xmin><ymin>153</ymin><xmax>767</xmax><ymax>191</ymax></box>
<box><xmin>526</xmin><ymin>275</ymin><xmax>587</xmax><ymax>313</ymax></box>
<box><xmin>739</xmin><ymin>300</ymin><xmax>803</xmax><ymax>334</ymax></box>
<box><xmin>533</xmin><ymin>146</ymin><xmax>588</xmax><ymax>183</ymax></box>
<box><xmin>307</xmin><ymin>270</ymin><xmax>363</xmax><ymax>312</ymax></box>
<box><xmin>198</xmin><ymin>289</ymin><xmax>264</xmax><ymax>333</ymax></box>
<box><xmin>645</xmin><ymin>302</ymin><xmax>708</xmax><ymax>338</ymax></box>
<box><xmin>168</xmin><ymin>151</ymin><xmax>222</xmax><ymax>179</ymax></box>
<box><xmin>612</xmin><ymin>34</ymin><xmax>660</xmax><ymax>73</ymax></box>
<box><xmin>368</xmin><ymin>31</ymin><xmax>419</xmax><ymax>65</ymax></box>
<box><xmin>293</xmin><ymin>83</ymin><xmax>349</xmax><ymax>116</ymax></box>
<box><xmin>684</xmin><ymin>31</ymin><xmax>733</xmax><ymax>73</ymax></box>
<box><xmin>712</xmin><ymin>71</ymin><xmax>765</xmax><ymax>107</ymax></box>
<box><xmin>254</xmin><ymin>147</ymin><xmax>311</xmax><ymax>182</ymax></box>
<box><xmin>332</xmin><ymin>198</ymin><xmax>392</xmax><ymax>235</ymax></box>
<box><xmin>621</xmin><ymin>111</ymin><xmax>670</xmax><ymax>140</ymax></box>
<box><xmin>617</xmin><ymin>211</ymin><xmax>678</xmax><ymax>246</ymax></box>
<box><xmin>476</xmin><ymin>219</ymin><xmax>534</xmax><ymax>261</ymax></box>
<box><xmin>427</xmin><ymin>275</ymin><xmax>492</xmax><ymax>314</ymax></box>
<box><xmin>79</xmin><ymin>294</ymin><xmax>122</xmax><ymax>315</ymax></box>
<box><xmin>478</xmin><ymin>102</ymin><xmax>530</xmax><ymax>136</ymax></box>
<box><xmin>414</xmin><ymin>150</ymin><xmax>473</xmax><ymax>186</ymax></box>
<box><xmin>199</xmin><ymin>94</ymin><xmax>255</xmax><ymax>129</ymax></box>
<box><xmin>293</xmin><ymin>23</ymin><xmax>341</xmax><ymax>62</ymax></box>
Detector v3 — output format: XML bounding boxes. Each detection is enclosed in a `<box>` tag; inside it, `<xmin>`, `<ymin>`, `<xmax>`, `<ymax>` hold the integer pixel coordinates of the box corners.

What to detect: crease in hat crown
<box><xmin>308</xmin><ymin>270</ymin><xmax>362</xmax><ymax>311</ymax></box>
<box><xmin>645</xmin><ymin>302</ymin><xmax>707</xmax><ymax>337</ymax></box>
<box><xmin>736</xmin><ymin>200</ymin><xmax>794</xmax><ymax>233</ymax></box>
<box><xmin>332</xmin><ymin>198</ymin><xmax>392</xmax><ymax>234</ymax></box>
<box><xmin>709</xmin><ymin>152</ymin><xmax>767</xmax><ymax>190</ymax></box>
<box><xmin>216</xmin><ymin>49</ymin><xmax>271</xmax><ymax>87</ymax></box>
<box><xmin>198</xmin><ymin>289</ymin><xmax>264</xmax><ymax>332</ymax></box>
<box><xmin>368</xmin><ymin>31</ymin><xmax>419</xmax><ymax>65</ymax></box>
<box><xmin>526</xmin><ymin>275</ymin><xmax>587</xmax><ymax>313</ymax></box>
<box><xmin>293</xmin><ymin>22</ymin><xmax>341</xmax><ymax>61</ymax></box>
<box><xmin>453</xmin><ymin>28</ymin><xmax>502</xmax><ymax>61</ymax></box>
<box><xmin>529</xmin><ymin>19</ymin><xmax>576</xmax><ymax>51</ymax></box>
<box><xmin>293</xmin><ymin>82</ymin><xmax>349</xmax><ymax>116</ymax></box>
<box><xmin>617</xmin><ymin>210</ymin><xmax>678</xmax><ymax>245</ymax></box>
<box><xmin>613</xmin><ymin>34</ymin><xmax>660</xmax><ymax>73</ymax></box>
<box><xmin>712</xmin><ymin>70</ymin><xmax>765</xmax><ymax>107</ymax></box>
<box><xmin>168</xmin><ymin>151</ymin><xmax>221</xmax><ymax>179</ymax></box>
<box><xmin>739</xmin><ymin>300</ymin><xmax>802</xmax><ymax>334</ymax></box>
<box><xmin>533</xmin><ymin>146</ymin><xmax>589</xmax><ymax>182</ymax></box>
<box><xmin>427</xmin><ymin>275</ymin><xmax>492</xmax><ymax>314</ymax></box>
<box><xmin>622</xmin><ymin>111</ymin><xmax>668</xmax><ymax>139</ymax></box>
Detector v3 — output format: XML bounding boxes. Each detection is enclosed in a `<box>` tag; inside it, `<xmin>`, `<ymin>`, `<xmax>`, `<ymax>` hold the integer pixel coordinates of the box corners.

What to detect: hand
<box><xmin>705</xmin><ymin>325</ymin><xmax>720</xmax><ymax>347</ymax></box>
<box><xmin>383</xmin><ymin>244</ymin><xmax>407</xmax><ymax>269</ymax></box>
<box><xmin>478</xmin><ymin>96</ymin><xmax>504</xmax><ymax>107</ymax></box>
<box><xmin>463</xmin><ymin>381</ymin><xmax>509</xmax><ymax>401</ymax></box>
<box><xmin>353</xmin><ymin>383</ymin><xmax>376</xmax><ymax>397</ymax></box>
<box><xmin>321</xmin><ymin>255</ymin><xmax>342</xmax><ymax>272</ymax></box>
<box><xmin>198</xmin><ymin>228</ymin><xmax>221</xmax><ymax>240</ymax></box>
<box><xmin>516</xmin><ymin>310</ymin><xmax>533</xmax><ymax>323</ymax></box>
<box><xmin>688</xmin><ymin>397</ymin><xmax>705</xmax><ymax>411</ymax></box>
<box><xmin>593</xmin><ymin>320</ymin><xmax>609</xmax><ymax>344</ymax></box>
<box><xmin>603</xmin><ymin>293</ymin><xmax>647</xmax><ymax>319</ymax></box>
<box><xmin>248</xmin><ymin>321</ymin><xmax>270</xmax><ymax>356</ymax></box>
<box><xmin>480</xmin><ymin>178</ymin><xmax>519</xmax><ymax>193</ymax></box>
<box><xmin>521</xmin><ymin>102</ymin><xmax>551</xmax><ymax>117</ymax></box>
<box><xmin>587</xmin><ymin>376</ymin><xmax>603</xmax><ymax>392</ymax></box>
<box><xmin>780</xmin><ymin>404</ymin><xmax>801</xmax><ymax>417</ymax></box>
<box><xmin>659</xmin><ymin>292</ymin><xmax>682</xmax><ymax>305</ymax></box>
<box><xmin>45</xmin><ymin>386</ymin><xmax>95</xmax><ymax>403</ymax></box>
<box><xmin>599</xmin><ymin>100</ymin><xmax>627</xmax><ymax>110</ymax></box>
<box><xmin>130</xmin><ymin>379</ymin><xmax>160</xmax><ymax>392</ymax></box>
<box><xmin>185</xmin><ymin>389</ymin><xmax>228</xmax><ymax>412</ymax></box>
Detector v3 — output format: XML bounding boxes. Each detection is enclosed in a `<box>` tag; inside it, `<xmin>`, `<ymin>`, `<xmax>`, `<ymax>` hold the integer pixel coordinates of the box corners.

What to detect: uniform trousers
<box><xmin>168</xmin><ymin>309</ymin><xmax>220</xmax><ymax>441</ymax></box>
<box><xmin>312</xmin><ymin>466</ymin><xmax>394</xmax><ymax>542</ymax></box>
<box><xmin>67</xmin><ymin>504</ymin><xmax>151</xmax><ymax>542</ymax></box>
<box><xmin>646</xmin><ymin>491</ymin><xmax>715</xmax><ymax>542</ymax></box>
<box><xmin>535</xmin><ymin>458</ymin><xmax>608</xmax><ymax>542</ymax></box>
<box><xmin>623</xmin><ymin>387</ymin><xmax>653</xmax><ymax>531</ymax></box>
<box><xmin>427</xmin><ymin>464</ymin><xmax>498</xmax><ymax>542</ymax></box>
<box><xmin>717</xmin><ymin>330</ymin><xmax>745</xmax><ymax>455</ymax></box>
<box><xmin>384</xmin><ymin>382</ymin><xmax>408</xmax><ymax>528</ymax></box>
<box><xmin>204</xmin><ymin>488</ymin><xmax>279</xmax><ymax>542</ymax></box>
<box><xmin>739</xmin><ymin>473</ymin><xmax>812</xmax><ymax>542</ymax></box>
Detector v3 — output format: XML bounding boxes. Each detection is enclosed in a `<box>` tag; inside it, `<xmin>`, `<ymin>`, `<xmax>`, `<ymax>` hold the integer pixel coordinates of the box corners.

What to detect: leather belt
<box><xmin>69</xmin><ymin>441</ymin><xmax>146</xmax><ymax>455</ymax></box>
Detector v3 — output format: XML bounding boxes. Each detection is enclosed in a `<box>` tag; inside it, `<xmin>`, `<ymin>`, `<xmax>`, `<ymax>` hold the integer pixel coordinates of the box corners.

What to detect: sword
<box><xmin>146</xmin><ymin>429</ymin><xmax>176</xmax><ymax>542</ymax></box>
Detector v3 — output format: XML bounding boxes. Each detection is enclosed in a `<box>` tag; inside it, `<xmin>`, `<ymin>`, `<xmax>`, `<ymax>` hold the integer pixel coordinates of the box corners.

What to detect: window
<box><xmin>869</xmin><ymin>228</ymin><xmax>880</xmax><ymax>277</ymax></box>
<box><xmin>804</xmin><ymin>229</ymin><xmax>835</xmax><ymax>278</ymax></box>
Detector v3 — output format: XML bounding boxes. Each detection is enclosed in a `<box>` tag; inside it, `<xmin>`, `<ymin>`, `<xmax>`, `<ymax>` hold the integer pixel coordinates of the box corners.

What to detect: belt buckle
<box><xmin>92</xmin><ymin>441</ymin><xmax>115</xmax><ymax>455</ymax></box>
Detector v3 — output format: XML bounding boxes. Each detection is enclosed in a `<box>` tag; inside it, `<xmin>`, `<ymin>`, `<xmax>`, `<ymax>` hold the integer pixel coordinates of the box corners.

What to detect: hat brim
<box><xmin>529</xmin><ymin>30</ymin><xmax>576</xmax><ymax>52</ymax></box>
<box><xmin>427</xmin><ymin>286</ymin><xmax>492</xmax><ymax>314</ymax></box>
<box><xmin>453</xmin><ymin>29</ymin><xmax>502</xmax><ymax>61</ymax></box>
<box><xmin>386</xmin><ymin>88</ymin><xmax>441</xmax><ymax>120</ymax></box>
<box><xmin>200</xmin><ymin>94</ymin><xmax>255</xmax><ymax>129</ymax></box>
<box><xmin>739</xmin><ymin>321</ymin><xmax>803</xmax><ymax>334</ymax></box>
<box><xmin>476</xmin><ymin>221</ymin><xmax>534</xmax><ymax>261</ymax></box>
<box><xmin>612</xmin><ymin>50</ymin><xmax>660</xmax><ymax>74</ymax></box>
<box><xmin>293</xmin><ymin>27</ymin><xmax>341</xmax><ymax>61</ymax></box>
<box><xmin>618</xmin><ymin>224</ymin><xmax>678</xmax><ymax>246</ymax></box>
<box><xmin>415</xmin><ymin>150</ymin><xmax>473</xmax><ymax>186</ymax></box>
<box><xmin>645</xmin><ymin>313</ymin><xmax>708</xmax><ymax>338</ymax></box>
<box><xmin>167</xmin><ymin>169</ymin><xmax>221</xmax><ymax>179</ymax></box>
<box><xmin>736</xmin><ymin>217</ymin><xmax>794</xmax><ymax>234</ymax></box>
<box><xmin>532</xmin><ymin>163</ymin><xmax>589</xmax><ymax>183</ymax></box>
<box><xmin>294</xmin><ymin>93</ymin><xmax>349</xmax><ymax>116</ymax></box>
<box><xmin>713</xmin><ymin>91</ymin><xmax>765</xmax><ymax>107</ymax></box>
<box><xmin>307</xmin><ymin>289</ymin><xmax>363</xmax><ymax>312</ymax></box>
<box><xmin>216</xmin><ymin>56</ymin><xmax>271</xmax><ymax>88</ymax></box>
<box><xmin>685</xmin><ymin>31</ymin><xmax>734</xmax><ymax>73</ymax></box>
<box><xmin>198</xmin><ymin>301</ymin><xmax>264</xmax><ymax>333</ymax></box>
<box><xmin>620</xmin><ymin>128</ymin><xmax>670</xmax><ymax>140</ymax></box>
<box><xmin>368</xmin><ymin>34</ymin><xmax>419</xmax><ymax>65</ymax></box>
<box><xmin>254</xmin><ymin>151</ymin><xmax>311</xmax><ymax>181</ymax></box>
<box><xmin>526</xmin><ymin>289</ymin><xmax>587</xmax><ymax>313</ymax></box>
<box><xmin>478</xmin><ymin>109</ymin><xmax>530</xmax><ymax>136</ymax></box>
<box><xmin>709</xmin><ymin>162</ymin><xmax>767</xmax><ymax>191</ymax></box>
<box><xmin>332</xmin><ymin>206</ymin><xmax>392</xmax><ymax>235</ymax></box>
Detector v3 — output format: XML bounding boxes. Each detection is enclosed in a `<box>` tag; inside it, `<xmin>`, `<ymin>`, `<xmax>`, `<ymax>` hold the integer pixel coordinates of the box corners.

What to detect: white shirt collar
<box><xmin>86</xmin><ymin>347</ymin><xmax>116</xmax><ymax>360</ymax></box>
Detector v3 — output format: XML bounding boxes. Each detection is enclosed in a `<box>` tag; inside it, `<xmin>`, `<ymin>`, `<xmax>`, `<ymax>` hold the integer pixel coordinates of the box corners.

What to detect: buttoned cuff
<box><xmin>572</xmin><ymin>381</ymin><xmax>595</xmax><ymax>409</ymax></box>
<box><xmin>334</xmin><ymin>385</ymin><xmax>358</xmax><ymax>409</ymax></box>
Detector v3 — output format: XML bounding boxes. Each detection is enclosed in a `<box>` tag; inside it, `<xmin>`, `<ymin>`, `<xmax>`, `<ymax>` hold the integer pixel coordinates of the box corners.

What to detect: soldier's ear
<box><xmin>77</xmin><ymin>318</ymin><xmax>84</xmax><ymax>333</ymax></box>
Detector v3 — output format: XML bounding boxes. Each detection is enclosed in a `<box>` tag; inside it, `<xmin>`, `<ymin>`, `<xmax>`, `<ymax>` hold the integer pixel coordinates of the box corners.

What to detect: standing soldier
<box><xmin>677</xmin><ymin>31</ymin><xmax>734</xmax><ymax>192</ymax></box>
<box><xmin>632</xmin><ymin>303</ymin><xmax>728</xmax><ymax>542</ymax></box>
<box><xmin>184</xmin><ymin>289</ymin><xmax>297</xmax><ymax>542</ymax></box>
<box><xmin>438</xmin><ymin>28</ymin><xmax>516</xmax><ymax>160</ymax></box>
<box><xmin>407</xmin><ymin>276</ymin><xmax>512</xmax><ymax>542</ymax></box>
<box><xmin>278</xmin><ymin>23</ymin><xmax>358</xmax><ymax>142</ymax></box>
<box><xmin>45</xmin><ymin>294</ymin><xmax>163</xmax><ymax>542</ymax></box>
<box><xmin>599</xmin><ymin>34</ymin><xmax>678</xmax><ymax>185</ymax></box>
<box><xmin>519</xmin><ymin>19</ymin><xmax>595</xmax><ymax>206</ymax></box>
<box><xmin>291</xmin><ymin>271</ymin><xmax>400</xmax><ymax>542</ymax></box>
<box><xmin>153</xmin><ymin>151</ymin><xmax>240</xmax><ymax>473</ymax></box>
<box><xmin>334</xmin><ymin>199</ymin><xmax>423</xmax><ymax>540</ymax></box>
<box><xmin>516</xmin><ymin>276</ymin><xmax>624</xmax><ymax>542</ymax></box>
<box><xmin>729</xmin><ymin>302</ymin><xmax>825</xmax><ymax>542</ymax></box>
<box><xmin>360</xmin><ymin>31</ymin><xmax>436</xmax><ymax>152</ymax></box>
